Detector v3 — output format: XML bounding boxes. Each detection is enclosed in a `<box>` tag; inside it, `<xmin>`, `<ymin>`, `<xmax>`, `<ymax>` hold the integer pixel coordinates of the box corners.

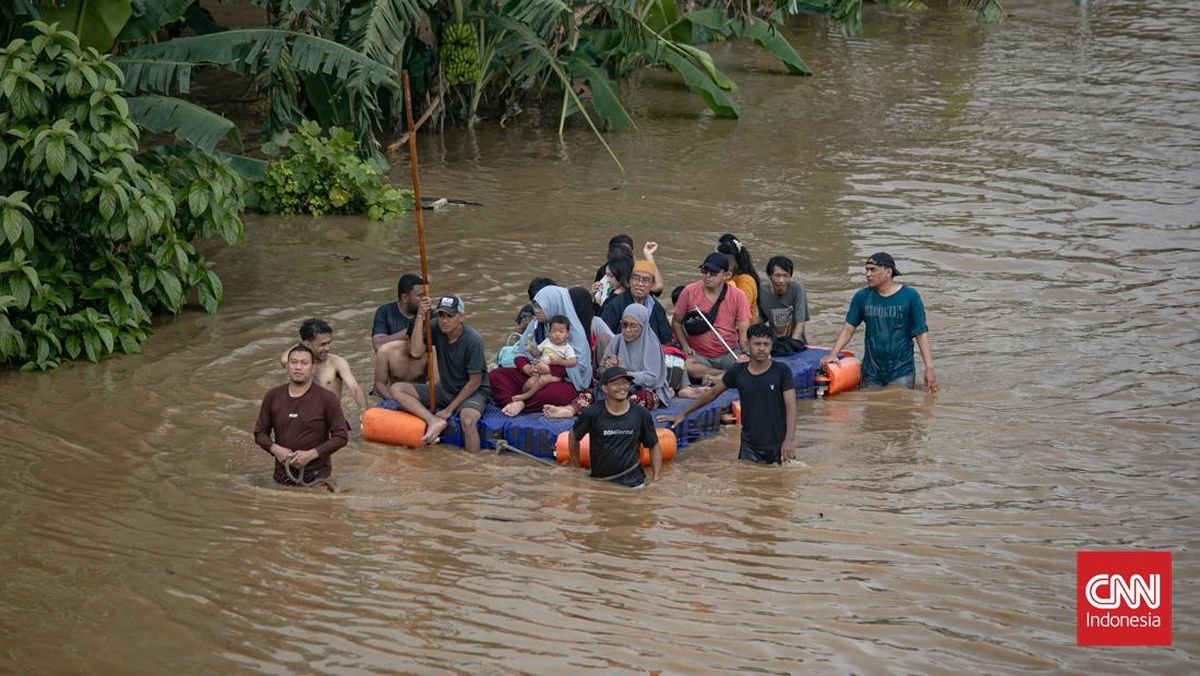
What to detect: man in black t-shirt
<box><xmin>662</xmin><ymin>324</ymin><xmax>796</xmax><ymax>464</ymax></box>
<box><xmin>372</xmin><ymin>273</ymin><xmax>428</xmax><ymax>390</ymax></box>
<box><xmin>569</xmin><ymin>367</ymin><xmax>663</xmax><ymax>488</ymax></box>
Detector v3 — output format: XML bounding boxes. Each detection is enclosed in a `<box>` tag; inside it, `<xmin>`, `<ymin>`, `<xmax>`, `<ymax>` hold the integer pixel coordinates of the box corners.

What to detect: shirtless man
<box><xmin>279</xmin><ymin>318</ymin><xmax>367</xmax><ymax>411</ymax></box>
<box><xmin>372</xmin><ymin>273</ymin><xmax>430</xmax><ymax>391</ymax></box>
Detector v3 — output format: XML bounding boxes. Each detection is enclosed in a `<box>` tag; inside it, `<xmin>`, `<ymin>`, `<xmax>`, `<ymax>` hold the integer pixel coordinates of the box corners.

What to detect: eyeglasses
<box><xmin>631</xmin><ymin>274</ymin><xmax>654</xmax><ymax>284</ymax></box>
<box><xmin>619</xmin><ymin>321</ymin><xmax>640</xmax><ymax>329</ymax></box>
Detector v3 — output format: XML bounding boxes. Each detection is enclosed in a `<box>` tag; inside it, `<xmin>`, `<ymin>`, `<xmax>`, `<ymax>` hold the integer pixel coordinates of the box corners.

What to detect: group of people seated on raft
<box><xmin>254</xmin><ymin>237</ymin><xmax>936</xmax><ymax>488</ymax></box>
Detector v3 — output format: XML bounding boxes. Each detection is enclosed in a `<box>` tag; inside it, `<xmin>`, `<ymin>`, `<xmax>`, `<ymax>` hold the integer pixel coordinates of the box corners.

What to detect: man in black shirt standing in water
<box><xmin>662</xmin><ymin>324</ymin><xmax>797</xmax><ymax>464</ymax></box>
<box><xmin>569</xmin><ymin>367</ymin><xmax>664</xmax><ymax>488</ymax></box>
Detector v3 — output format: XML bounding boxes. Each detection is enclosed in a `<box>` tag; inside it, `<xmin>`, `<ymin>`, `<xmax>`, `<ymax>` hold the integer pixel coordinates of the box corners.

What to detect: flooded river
<box><xmin>1</xmin><ymin>0</ymin><xmax>1196</xmax><ymax>671</ymax></box>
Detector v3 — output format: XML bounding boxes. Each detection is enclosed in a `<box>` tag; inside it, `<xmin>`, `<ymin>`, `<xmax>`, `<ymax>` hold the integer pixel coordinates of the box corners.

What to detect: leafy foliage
<box><xmin>254</xmin><ymin>120</ymin><xmax>413</xmax><ymax>221</ymax></box>
<box><xmin>0</xmin><ymin>22</ymin><xmax>244</xmax><ymax>370</ymax></box>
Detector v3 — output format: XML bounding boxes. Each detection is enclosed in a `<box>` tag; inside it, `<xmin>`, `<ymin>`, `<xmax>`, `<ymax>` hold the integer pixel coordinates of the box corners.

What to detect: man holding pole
<box><xmin>672</xmin><ymin>252</ymin><xmax>751</xmax><ymax>385</ymax></box>
<box><xmin>382</xmin><ymin>295</ymin><xmax>490</xmax><ymax>451</ymax></box>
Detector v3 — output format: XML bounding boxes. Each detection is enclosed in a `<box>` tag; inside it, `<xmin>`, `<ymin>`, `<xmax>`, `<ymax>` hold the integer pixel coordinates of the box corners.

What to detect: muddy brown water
<box><xmin>2</xmin><ymin>1</ymin><xmax>1197</xmax><ymax>672</ymax></box>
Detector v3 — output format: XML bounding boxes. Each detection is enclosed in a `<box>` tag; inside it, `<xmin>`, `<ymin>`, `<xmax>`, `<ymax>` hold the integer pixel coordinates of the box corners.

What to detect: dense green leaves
<box><xmin>253</xmin><ymin>120</ymin><xmax>412</xmax><ymax>220</ymax></box>
<box><xmin>0</xmin><ymin>22</ymin><xmax>245</xmax><ymax>370</ymax></box>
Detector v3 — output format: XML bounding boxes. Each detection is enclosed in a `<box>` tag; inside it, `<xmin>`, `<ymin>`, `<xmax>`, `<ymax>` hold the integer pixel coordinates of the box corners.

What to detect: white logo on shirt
<box><xmin>288</xmin><ymin>413</ymin><xmax>299</xmax><ymax>418</ymax></box>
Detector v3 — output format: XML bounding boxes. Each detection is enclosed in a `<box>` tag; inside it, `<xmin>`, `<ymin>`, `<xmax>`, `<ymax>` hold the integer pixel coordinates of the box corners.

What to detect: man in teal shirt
<box><xmin>820</xmin><ymin>252</ymin><xmax>938</xmax><ymax>392</ymax></box>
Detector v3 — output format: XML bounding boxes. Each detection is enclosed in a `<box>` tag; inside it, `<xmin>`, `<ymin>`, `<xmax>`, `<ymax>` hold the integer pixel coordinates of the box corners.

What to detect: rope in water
<box><xmin>496</xmin><ymin>441</ymin><xmax>640</xmax><ymax>482</ymax></box>
<box><xmin>282</xmin><ymin>459</ymin><xmax>334</xmax><ymax>491</ymax></box>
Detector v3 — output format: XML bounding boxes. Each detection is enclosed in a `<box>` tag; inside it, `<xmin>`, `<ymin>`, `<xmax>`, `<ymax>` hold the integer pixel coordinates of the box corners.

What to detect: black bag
<box><xmin>682</xmin><ymin>284</ymin><xmax>727</xmax><ymax>336</ymax></box>
<box><xmin>770</xmin><ymin>335</ymin><xmax>807</xmax><ymax>357</ymax></box>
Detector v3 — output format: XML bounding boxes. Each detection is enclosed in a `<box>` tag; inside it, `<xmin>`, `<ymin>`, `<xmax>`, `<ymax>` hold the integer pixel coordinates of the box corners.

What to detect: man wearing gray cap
<box><xmin>384</xmin><ymin>294</ymin><xmax>491</xmax><ymax>450</ymax></box>
<box><xmin>820</xmin><ymin>252</ymin><xmax>938</xmax><ymax>392</ymax></box>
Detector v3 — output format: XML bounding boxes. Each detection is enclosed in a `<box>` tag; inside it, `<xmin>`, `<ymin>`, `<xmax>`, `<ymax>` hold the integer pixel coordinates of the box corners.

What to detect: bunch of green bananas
<box><xmin>440</xmin><ymin>22</ymin><xmax>481</xmax><ymax>85</ymax></box>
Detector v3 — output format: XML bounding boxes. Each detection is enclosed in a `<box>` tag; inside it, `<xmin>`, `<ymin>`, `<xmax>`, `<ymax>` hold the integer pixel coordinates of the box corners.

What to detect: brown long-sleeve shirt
<box><xmin>254</xmin><ymin>383</ymin><xmax>349</xmax><ymax>485</ymax></box>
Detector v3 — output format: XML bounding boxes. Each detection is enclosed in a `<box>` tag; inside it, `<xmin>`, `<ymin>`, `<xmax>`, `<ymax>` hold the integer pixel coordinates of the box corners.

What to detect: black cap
<box><xmin>436</xmin><ymin>295</ymin><xmax>465</xmax><ymax>315</ymax></box>
<box><xmin>700</xmin><ymin>252</ymin><xmax>730</xmax><ymax>273</ymax></box>
<box><xmin>866</xmin><ymin>252</ymin><xmax>901</xmax><ymax>277</ymax></box>
<box><xmin>600</xmin><ymin>366</ymin><xmax>634</xmax><ymax>385</ymax></box>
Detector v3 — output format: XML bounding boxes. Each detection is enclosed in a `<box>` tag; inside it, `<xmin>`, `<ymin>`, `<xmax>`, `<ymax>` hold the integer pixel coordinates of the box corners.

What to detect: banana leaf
<box><xmin>647</xmin><ymin>42</ymin><xmax>738</xmax><ymax>119</ymax></box>
<box><xmin>565</xmin><ymin>51</ymin><xmax>635</xmax><ymax>131</ymax></box>
<box><xmin>126</xmin><ymin>94</ymin><xmax>240</xmax><ymax>151</ymax></box>
<box><xmin>117</xmin><ymin>0</ymin><xmax>194</xmax><ymax>42</ymax></box>
<box><xmin>684</xmin><ymin>9</ymin><xmax>810</xmax><ymax>75</ymax></box>
<box><xmin>38</xmin><ymin>0</ymin><xmax>132</xmax><ymax>51</ymax></box>
<box><xmin>117</xmin><ymin>29</ymin><xmax>398</xmax><ymax>94</ymax></box>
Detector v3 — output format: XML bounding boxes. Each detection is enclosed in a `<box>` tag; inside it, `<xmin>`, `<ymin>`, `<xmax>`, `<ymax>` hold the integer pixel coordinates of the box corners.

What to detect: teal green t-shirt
<box><xmin>845</xmin><ymin>285</ymin><xmax>928</xmax><ymax>386</ymax></box>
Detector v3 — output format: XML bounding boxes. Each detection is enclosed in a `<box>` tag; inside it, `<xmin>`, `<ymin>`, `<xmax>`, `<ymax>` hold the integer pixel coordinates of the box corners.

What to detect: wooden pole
<box><xmin>402</xmin><ymin>71</ymin><xmax>437</xmax><ymax>412</ymax></box>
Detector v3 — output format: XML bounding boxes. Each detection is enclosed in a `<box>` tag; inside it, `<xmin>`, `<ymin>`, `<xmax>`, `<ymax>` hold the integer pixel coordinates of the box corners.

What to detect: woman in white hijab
<box><xmin>491</xmin><ymin>285</ymin><xmax>593</xmax><ymax>416</ymax></box>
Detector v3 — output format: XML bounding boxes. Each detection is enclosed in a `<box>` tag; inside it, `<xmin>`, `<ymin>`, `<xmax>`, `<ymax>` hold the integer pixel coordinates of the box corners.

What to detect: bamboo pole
<box><xmin>401</xmin><ymin>71</ymin><xmax>437</xmax><ymax>412</ymax></box>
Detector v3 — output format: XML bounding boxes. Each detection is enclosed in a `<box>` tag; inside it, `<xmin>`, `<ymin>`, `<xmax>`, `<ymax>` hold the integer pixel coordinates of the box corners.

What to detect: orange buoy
<box><xmin>361</xmin><ymin>407</ymin><xmax>426</xmax><ymax>448</ymax></box>
<box><xmin>731</xmin><ymin>400</ymin><xmax>742</xmax><ymax>425</ymax></box>
<box><xmin>822</xmin><ymin>356</ymin><xmax>862</xmax><ymax>396</ymax></box>
<box><xmin>554</xmin><ymin>427</ymin><xmax>677</xmax><ymax>468</ymax></box>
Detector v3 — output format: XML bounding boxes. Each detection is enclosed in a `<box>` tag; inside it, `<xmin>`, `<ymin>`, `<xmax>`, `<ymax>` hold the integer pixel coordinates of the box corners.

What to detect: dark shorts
<box><xmin>739</xmin><ymin>442</ymin><xmax>782</xmax><ymax>465</ymax></box>
<box><xmin>412</xmin><ymin>384</ymin><xmax>489</xmax><ymax>414</ymax></box>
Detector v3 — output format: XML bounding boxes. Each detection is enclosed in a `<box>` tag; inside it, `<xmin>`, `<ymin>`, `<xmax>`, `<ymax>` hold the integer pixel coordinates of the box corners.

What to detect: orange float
<box><xmin>361</xmin><ymin>407</ymin><xmax>426</xmax><ymax>448</ymax></box>
<box><xmin>554</xmin><ymin>427</ymin><xmax>677</xmax><ymax>468</ymax></box>
<box><xmin>732</xmin><ymin>400</ymin><xmax>742</xmax><ymax>425</ymax></box>
<box><xmin>819</xmin><ymin>355</ymin><xmax>862</xmax><ymax>396</ymax></box>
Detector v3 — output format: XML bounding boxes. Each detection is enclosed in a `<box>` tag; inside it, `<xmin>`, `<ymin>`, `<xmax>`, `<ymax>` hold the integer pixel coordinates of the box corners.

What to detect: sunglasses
<box><xmin>699</xmin><ymin>267</ymin><xmax>723</xmax><ymax>276</ymax></box>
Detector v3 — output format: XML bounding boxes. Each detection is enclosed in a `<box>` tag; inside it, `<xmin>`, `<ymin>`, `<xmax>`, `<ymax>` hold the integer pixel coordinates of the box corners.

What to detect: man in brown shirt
<box><xmin>255</xmin><ymin>344</ymin><xmax>350</xmax><ymax>486</ymax></box>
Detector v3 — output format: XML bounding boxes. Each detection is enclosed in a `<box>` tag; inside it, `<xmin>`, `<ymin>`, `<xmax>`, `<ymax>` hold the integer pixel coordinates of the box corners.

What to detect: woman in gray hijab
<box><xmin>599</xmin><ymin>303</ymin><xmax>673</xmax><ymax>410</ymax></box>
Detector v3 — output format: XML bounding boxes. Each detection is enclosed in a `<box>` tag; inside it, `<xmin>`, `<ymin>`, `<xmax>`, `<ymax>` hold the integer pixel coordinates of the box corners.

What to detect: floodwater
<box><xmin>2</xmin><ymin>0</ymin><xmax>1197</xmax><ymax>671</ymax></box>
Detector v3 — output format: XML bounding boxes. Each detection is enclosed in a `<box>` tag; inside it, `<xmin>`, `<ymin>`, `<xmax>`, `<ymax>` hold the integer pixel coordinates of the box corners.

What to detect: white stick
<box><xmin>692</xmin><ymin>305</ymin><xmax>739</xmax><ymax>359</ymax></box>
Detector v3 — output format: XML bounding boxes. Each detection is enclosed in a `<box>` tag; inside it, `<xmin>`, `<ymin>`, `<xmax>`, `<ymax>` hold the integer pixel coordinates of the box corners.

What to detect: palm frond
<box><xmin>489</xmin><ymin>15</ymin><xmax>624</xmax><ymax>173</ymax></box>
<box><xmin>116</xmin><ymin>29</ymin><xmax>399</xmax><ymax>95</ymax></box>
<box><xmin>126</xmin><ymin>94</ymin><xmax>240</xmax><ymax>152</ymax></box>
<box><xmin>342</xmin><ymin>0</ymin><xmax>430</xmax><ymax>68</ymax></box>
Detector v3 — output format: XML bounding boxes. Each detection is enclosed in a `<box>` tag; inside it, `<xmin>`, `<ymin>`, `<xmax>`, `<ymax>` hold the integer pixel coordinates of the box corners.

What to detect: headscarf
<box><xmin>604</xmin><ymin>303</ymin><xmax>672</xmax><ymax>404</ymax></box>
<box><xmin>520</xmin><ymin>286</ymin><xmax>593</xmax><ymax>390</ymax></box>
<box><xmin>568</xmin><ymin>286</ymin><xmax>595</xmax><ymax>331</ymax></box>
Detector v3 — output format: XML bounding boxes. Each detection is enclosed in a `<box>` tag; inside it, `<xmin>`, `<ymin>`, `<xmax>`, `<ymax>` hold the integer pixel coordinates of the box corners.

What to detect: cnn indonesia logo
<box><xmin>1077</xmin><ymin>551</ymin><xmax>1172</xmax><ymax>646</ymax></box>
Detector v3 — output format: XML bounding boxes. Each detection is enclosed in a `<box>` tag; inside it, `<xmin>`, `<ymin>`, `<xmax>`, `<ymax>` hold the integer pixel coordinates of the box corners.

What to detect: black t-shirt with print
<box><xmin>572</xmin><ymin>401</ymin><xmax>658</xmax><ymax>487</ymax></box>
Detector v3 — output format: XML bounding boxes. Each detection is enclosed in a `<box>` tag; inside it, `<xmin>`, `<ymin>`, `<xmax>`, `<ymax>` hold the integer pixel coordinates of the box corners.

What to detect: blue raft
<box><xmin>377</xmin><ymin>348</ymin><xmax>829</xmax><ymax>459</ymax></box>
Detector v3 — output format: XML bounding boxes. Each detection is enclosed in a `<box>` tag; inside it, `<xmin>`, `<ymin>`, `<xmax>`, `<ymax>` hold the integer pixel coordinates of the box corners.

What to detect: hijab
<box><xmin>604</xmin><ymin>303</ymin><xmax>672</xmax><ymax>404</ymax></box>
<box><xmin>520</xmin><ymin>286</ymin><xmax>593</xmax><ymax>390</ymax></box>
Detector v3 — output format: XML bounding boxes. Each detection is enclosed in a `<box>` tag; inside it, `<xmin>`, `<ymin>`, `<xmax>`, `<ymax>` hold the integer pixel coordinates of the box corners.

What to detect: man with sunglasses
<box><xmin>671</xmin><ymin>252</ymin><xmax>752</xmax><ymax>385</ymax></box>
<box><xmin>820</xmin><ymin>252</ymin><xmax>938</xmax><ymax>392</ymax></box>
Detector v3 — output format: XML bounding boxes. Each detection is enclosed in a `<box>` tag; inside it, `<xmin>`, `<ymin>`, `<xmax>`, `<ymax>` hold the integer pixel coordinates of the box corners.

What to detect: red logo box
<box><xmin>1077</xmin><ymin>551</ymin><xmax>1172</xmax><ymax>646</ymax></box>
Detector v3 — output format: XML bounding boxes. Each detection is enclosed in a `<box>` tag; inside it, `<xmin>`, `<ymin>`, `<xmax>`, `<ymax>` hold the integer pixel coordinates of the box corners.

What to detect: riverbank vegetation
<box><xmin>3</xmin><ymin>0</ymin><xmax>1006</xmax><ymax>165</ymax></box>
<box><xmin>0</xmin><ymin>22</ymin><xmax>243</xmax><ymax>370</ymax></box>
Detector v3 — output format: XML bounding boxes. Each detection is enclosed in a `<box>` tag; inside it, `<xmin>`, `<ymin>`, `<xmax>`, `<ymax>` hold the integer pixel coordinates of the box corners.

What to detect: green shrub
<box><xmin>254</xmin><ymin>120</ymin><xmax>413</xmax><ymax>221</ymax></box>
<box><xmin>0</xmin><ymin>22</ymin><xmax>245</xmax><ymax>371</ymax></box>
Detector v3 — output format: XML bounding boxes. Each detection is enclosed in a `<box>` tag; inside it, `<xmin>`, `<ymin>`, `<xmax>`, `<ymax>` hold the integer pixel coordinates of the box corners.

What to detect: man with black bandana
<box><xmin>820</xmin><ymin>252</ymin><xmax>938</xmax><ymax>392</ymax></box>
<box><xmin>568</xmin><ymin>366</ymin><xmax>663</xmax><ymax>488</ymax></box>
